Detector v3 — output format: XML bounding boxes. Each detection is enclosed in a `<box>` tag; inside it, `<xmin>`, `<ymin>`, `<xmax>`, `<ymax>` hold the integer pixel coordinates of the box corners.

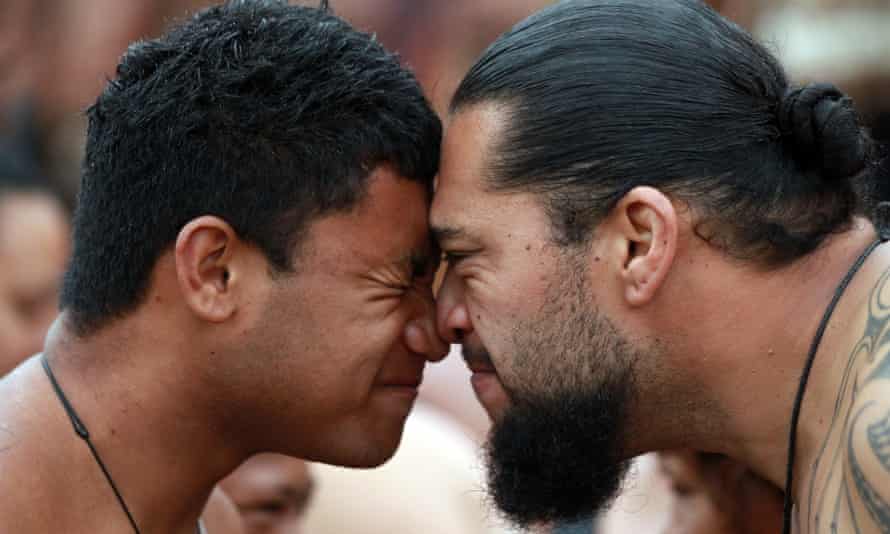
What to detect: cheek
<box><xmin>356</xmin><ymin>299</ymin><xmax>411</xmax><ymax>353</ymax></box>
<box><xmin>319</xmin><ymin>305</ymin><xmax>408</xmax><ymax>385</ymax></box>
<box><xmin>465</xmin><ymin>271</ymin><xmax>547</xmax><ymax>342</ymax></box>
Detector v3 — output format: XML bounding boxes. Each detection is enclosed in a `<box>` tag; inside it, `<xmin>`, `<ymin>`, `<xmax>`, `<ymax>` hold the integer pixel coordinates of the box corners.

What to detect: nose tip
<box><xmin>437</xmin><ymin>305</ymin><xmax>471</xmax><ymax>344</ymax></box>
<box><xmin>404</xmin><ymin>321</ymin><xmax>448</xmax><ymax>362</ymax></box>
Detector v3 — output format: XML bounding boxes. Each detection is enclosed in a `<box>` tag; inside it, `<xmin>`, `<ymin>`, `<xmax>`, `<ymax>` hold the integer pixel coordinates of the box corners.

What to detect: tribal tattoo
<box><xmin>807</xmin><ymin>265</ymin><xmax>890</xmax><ymax>533</ymax></box>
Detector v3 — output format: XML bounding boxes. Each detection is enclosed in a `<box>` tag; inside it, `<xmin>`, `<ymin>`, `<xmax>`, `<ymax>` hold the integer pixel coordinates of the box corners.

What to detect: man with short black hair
<box><xmin>0</xmin><ymin>2</ymin><xmax>446</xmax><ymax>532</ymax></box>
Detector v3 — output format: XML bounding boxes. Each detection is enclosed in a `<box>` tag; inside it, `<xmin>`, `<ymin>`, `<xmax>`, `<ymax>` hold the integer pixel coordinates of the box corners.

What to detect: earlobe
<box><xmin>175</xmin><ymin>216</ymin><xmax>240</xmax><ymax>323</ymax></box>
<box><xmin>618</xmin><ymin>187</ymin><xmax>678</xmax><ymax>307</ymax></box>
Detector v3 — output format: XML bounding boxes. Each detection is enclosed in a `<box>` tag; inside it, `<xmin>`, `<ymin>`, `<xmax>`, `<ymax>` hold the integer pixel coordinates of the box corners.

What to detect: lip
<box><xmin>376</xmin><ymin>375</ymin><xmax>423</xmax><ymax>389</ymax></box>
<box><xmin>469</xmin><ymin>370</ymin><xmax>510</xmax><ymax>420</ymax></box>
<box><xmin>469</xmin><ymin>370</ymin><xmax>499</xmax><ymax>390</ymax></box>
<box><xmin>465</xmin><ymin>361</ymin><xmax>497</xmax><ymax>374</ymax></box>
<box><xmin>375</xmin><ymin>383</ymin><xmax>421</xmax><ymax>404</ymax></box>
<box><xmin>377</xmin><ymin>384</ymin><xmax>420</xmax><ymax>399</ymax></box>
<box><xmin>462</xmin><ymin>350</ymin><xmax>497</xmax><ymax>374</ymax></box>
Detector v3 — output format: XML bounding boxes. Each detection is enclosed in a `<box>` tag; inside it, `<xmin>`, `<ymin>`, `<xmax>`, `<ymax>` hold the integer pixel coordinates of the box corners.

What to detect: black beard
<box><xmin>485</xmin><ymin>368</ymin><xmax>633</xmax><ymax>528</ymax></box>
<box><xmin>482</xmin><ymin>253</ymin><xmax>641</xmax><ymax>529</ymax></box>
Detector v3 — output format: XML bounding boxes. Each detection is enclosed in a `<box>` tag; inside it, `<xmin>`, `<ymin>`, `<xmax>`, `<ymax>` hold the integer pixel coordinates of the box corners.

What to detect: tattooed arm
<box><xmin>844</xmin><ymin>395</ymin><xmax>890</xmax><ymax>533</ymax></box>
<box><xmin>840</xmin><ymin>327</ymin><xmax>890</xmax><ymax>534</ymax></box>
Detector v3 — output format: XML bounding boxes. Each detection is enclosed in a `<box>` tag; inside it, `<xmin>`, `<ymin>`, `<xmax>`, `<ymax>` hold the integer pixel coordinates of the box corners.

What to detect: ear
<box><xmin>174</xmin><ymin>216</ymin><xmax>242</xmax><ymax>323</ymax></box>
<box><xmin>612</xmin><ymin>187</ymin><xmax>678</xmax><ymax>307</ymax></box>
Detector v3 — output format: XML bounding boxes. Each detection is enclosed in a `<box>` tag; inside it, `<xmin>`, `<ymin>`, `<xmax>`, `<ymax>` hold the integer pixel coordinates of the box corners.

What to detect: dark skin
<box><xmin>0</xmin><ymin>166</ymin><xmax>446</xmax><ymax>533</ymax></box>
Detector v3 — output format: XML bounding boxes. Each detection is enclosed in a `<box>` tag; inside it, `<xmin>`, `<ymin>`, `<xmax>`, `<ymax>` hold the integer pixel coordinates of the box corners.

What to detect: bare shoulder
<box><xmin>0</xmin><ymin>437</ymin><xmax>41</xmax><ymax>532</ymax></box>
<box><xmin>0</xmin><ymin>358</ymin><xmax>114</xmax><ymax>532</ymax></box>
<box><xmin>805</xmin><ymin>263</ymin><xmax>890</xmax><ymax>533</ymax></box>
<box><xmin>841</xmin><ymin>264</ymin><xmax>890</xmax><ymax>532</ymax></box>
<box><xmin>202</xmin><ymin>486</ymin><xmax>245</xmax><ymax>534</ymax></box>
<box><xmin>0</xmin><ymin>363</ymin><xmax>58</xmax><ymax>531</ymax></box>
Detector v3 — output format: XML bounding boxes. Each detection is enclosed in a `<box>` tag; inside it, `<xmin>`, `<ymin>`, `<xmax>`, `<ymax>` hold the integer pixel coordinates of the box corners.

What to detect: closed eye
<box><xmin>442</xmin><ymin>251</ymin><xmax>471</xmax><ymax>265</ymax></box>
<box><xmin>411</xmin><ymin>256</ymin><xmax>436</xmax><ymax>285</ymax></box>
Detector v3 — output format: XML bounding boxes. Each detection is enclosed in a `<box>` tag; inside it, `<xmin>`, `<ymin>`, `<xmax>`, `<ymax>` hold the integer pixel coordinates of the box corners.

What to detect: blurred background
<box><xmin>2</xmin><ymin>0</ymin><xmax>889</xmax><ymax>533</ymax></box>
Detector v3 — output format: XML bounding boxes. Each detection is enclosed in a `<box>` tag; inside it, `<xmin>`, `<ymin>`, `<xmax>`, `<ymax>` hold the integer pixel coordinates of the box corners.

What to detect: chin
<box><xmin>312</xmin><ymin>422</ymin><xmax>407</xmax><ymax>469</ymax></box>
<box><xmin>332</xmin><ymin>440</ymin><xmax>402</xmax><ymax>469</ymax></box>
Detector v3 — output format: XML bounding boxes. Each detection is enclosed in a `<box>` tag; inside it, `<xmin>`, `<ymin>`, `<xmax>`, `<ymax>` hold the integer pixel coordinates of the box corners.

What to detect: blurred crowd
<box><xmin>2</xmin><ymin>0</ymin><xmax>889</xmax><ymax>533</ymax></box>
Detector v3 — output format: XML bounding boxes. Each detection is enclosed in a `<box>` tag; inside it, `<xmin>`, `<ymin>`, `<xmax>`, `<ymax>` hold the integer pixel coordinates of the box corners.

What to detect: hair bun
<box><xmin>778</xmin><ymin>83</ymin><xmax>866</xmax><ymax>182</ymax></box>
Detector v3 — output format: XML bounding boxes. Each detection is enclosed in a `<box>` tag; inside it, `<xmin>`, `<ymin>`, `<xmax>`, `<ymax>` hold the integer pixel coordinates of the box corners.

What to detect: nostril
<box><xmin>453</xmin><ymin>329</ymin><xmax>464</xmax><ymax>342</ymax></box>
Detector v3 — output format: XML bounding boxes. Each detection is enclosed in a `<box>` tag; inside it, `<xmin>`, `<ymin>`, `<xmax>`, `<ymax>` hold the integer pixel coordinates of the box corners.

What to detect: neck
<box><xmin>39</xmin><ymin>315</ymin><xmax>246</xmax><ymax>532</ymax></box>
<box><xmin>632</xmin><ymin>220</ymin><xmax>878</xmax><ymax>487</ymax></box>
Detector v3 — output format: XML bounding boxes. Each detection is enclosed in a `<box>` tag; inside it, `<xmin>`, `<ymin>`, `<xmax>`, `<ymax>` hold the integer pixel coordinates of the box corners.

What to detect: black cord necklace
<box><xmin>41</xmin><ymin>354</ymin><xmax>142</xmax><ymax>533</ymax></box>
<box><xmin>40</xmin><ymin>354</ymin><xmax>205</xmax><ymax>534</ymax></box>
<box><xmin>781</xmin><ymin>234</ymin><xmax>888</xmax><ymax>533</ymax></box>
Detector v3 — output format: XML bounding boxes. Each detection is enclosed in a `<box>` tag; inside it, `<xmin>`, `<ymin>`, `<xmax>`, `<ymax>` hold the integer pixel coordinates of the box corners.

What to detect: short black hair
<box><xmin>452</xmin><ymin>0</ymin><xmax>878</xmax><ymax>266</ymax></box>
<box><xmin>61</xmin><ymin>0</ymin><xmax>441</xmax><ymax>335</ymax></box>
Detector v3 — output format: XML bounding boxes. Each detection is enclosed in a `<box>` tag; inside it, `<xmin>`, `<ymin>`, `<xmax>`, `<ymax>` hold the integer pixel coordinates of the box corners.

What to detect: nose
<box><xmin>403</xmin><ymin>284</ymin><xmax>449</xmax><ymax>363</ymax></box>
<box><xmin>435</xmin><ymin>267</ymin><xmax>473</xmax><ymax>344</ymax></box>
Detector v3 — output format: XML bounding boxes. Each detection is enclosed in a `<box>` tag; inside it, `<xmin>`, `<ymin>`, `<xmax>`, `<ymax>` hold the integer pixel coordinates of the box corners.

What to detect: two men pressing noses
<box><xmin>1</xmin><ymin>0</ymin><xmax>889</xmax><ymax>533</ymax></box>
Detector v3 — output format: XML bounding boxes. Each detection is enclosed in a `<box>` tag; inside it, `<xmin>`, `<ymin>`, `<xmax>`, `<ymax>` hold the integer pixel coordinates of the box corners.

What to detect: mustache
<box><xmin>461</xmin><ymin>343</ymin><xmax>495</xmax><ymax>369</ymax></box>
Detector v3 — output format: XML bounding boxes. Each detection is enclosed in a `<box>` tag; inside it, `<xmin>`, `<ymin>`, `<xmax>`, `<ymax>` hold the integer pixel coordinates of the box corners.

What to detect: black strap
<box><xmin>781</xmin><ymin>236</ymin><xmax>887</xmax><ymax>533</ymax></box>
<box><xmin>41</xmin><ymin>354</ymin><xmax>142</xmax><ymax>534</ymax></box>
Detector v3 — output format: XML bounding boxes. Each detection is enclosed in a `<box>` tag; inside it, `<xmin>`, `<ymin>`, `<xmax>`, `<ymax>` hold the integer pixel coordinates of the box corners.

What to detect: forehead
<box><xmin>431</xmin><ymin>105</ymin><xmax>550</xmax><ymax>241</ymax></box>
<box><xmin>301</xmin><ymin>165</ymin><xmax>430</xmax><ymax>267</ymax></box>
<box><xmin>432</xmin><ymin>105</ymin><xmax>501</xmax><ymax>216</ymax></box>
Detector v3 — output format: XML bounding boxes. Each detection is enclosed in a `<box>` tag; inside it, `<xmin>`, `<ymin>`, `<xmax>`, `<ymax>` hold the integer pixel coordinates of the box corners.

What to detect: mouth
<box><xmin>460</xmin><ymin>344</ymin><xmax>511</xmax><ymax>420</ymax></box>
<box><xmin>466</xmin><ymin>361</ymin><xmax>497</xmax><ymax>375</ymax></box>
<box><xmin>376</xmin><ymin>370</ymin><xmax>424</xmax><ymax>393</ymax></box>
<box><xmin>378</xmin><ymin>377</ymin><xmax>423</xmax><ymax>389</ymax></box>
<box><xmin>462</xmin><ymin>347</ymin><xmax>497</xmax><ymax>374</ymax></box>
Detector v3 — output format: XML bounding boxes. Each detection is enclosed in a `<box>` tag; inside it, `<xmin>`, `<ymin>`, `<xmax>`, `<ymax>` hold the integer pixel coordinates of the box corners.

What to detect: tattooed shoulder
<box><xmin>807</xmin><ymin>265</ymin><xmax>890</xmax><ymax>533</ymax></box>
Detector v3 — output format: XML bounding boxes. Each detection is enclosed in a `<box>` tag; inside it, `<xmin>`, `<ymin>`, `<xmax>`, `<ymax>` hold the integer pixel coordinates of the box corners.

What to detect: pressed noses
<box><xmin>435</xmin><ymin>268</ymin><xmax>473</xmax><ymax>344</ymax></box>
<box><xmin>403</xmin><ymin>286</ymin><xmax>448</xmax><ymax>362</ymax></box>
